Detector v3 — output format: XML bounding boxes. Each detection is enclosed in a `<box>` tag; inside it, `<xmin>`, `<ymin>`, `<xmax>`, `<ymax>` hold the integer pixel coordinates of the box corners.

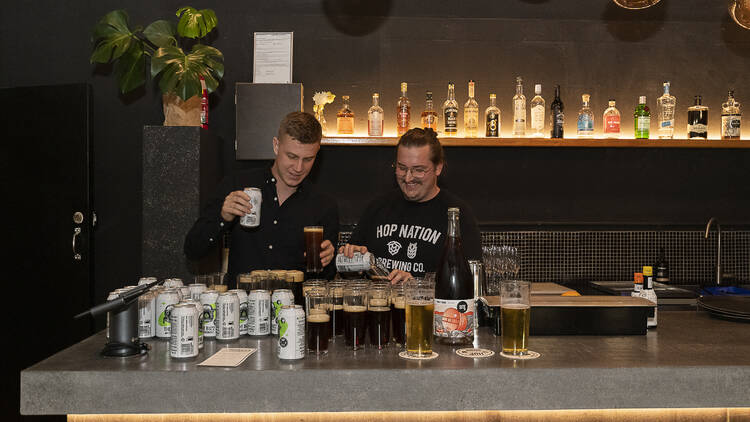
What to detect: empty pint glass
<box><xmin>305</xmin><ymin>287</ymin><xmax>331</xmax><ymax>354</ymax></box>
<box><xmin>500</xmin><ymin>280</ymin><xmax>531</xmax><ymax>356</ymax></box>
<box><xmin>304</xmin><ymin>226</ymin><xmax>324</xmax><ymax>273</ymax></box>
<box><xmin>343</xmin><ymin>282</ymin><xmax>368</xmax><ymax>350</ymax></box>
<box><xmin>405</xmin><ymin>278</ymin><xmax>434</xmax><ymax>357</ymax></box>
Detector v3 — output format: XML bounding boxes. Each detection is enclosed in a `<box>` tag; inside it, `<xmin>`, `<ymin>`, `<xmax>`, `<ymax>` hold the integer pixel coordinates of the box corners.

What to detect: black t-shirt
<box><xmin>349</xmin><ymin>189</ymin><xmax>481</xmax><ymax>277</ymax></box>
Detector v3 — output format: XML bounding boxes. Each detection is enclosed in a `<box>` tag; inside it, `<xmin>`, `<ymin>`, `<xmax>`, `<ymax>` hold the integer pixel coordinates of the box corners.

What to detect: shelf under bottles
<box><xmin>321</xmin><ymin>136</ymin><xmax>750</xmax><ymax>148</ymax></box>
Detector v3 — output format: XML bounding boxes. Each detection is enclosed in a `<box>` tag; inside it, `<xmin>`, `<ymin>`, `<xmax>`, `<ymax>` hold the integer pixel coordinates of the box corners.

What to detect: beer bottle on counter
<box><xmin>434</xmin><ymin>207</ymin><xmax>474</xmax><ymax>345</ymax></box>
<box><xmin>642</xmin><ymin>266</ymin><xmax>658</xmax><ymax>328</ymax></box>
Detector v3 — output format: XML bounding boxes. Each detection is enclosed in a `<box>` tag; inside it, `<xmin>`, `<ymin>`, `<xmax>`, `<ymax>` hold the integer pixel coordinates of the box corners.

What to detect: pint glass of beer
<box><xmin>391</xmin><ymin>283</ymin><xmax>406</xmax><ymax>346</ymax></box>
<box><xmin>500</xmin><ymin>280</ymin><xmax>531</xmax><ymax>356</ymax></box>
<box><xmin>367</xmin><ymin>283</ymin><xmax>391</xmax><ymax>349</ymax></box>
<box><xmin>405</xmin><ymin>278</ymin><xmax>434</xmax><ymax>357</ymax></box>
<box><xmin>304</xmin><ymin>226</ymin><xmax>324</xmax><ymax>273</ymax></box>
<box><xmin>343</xmin><ymin>282</ymin><xmax>369</xmax><ymax>350</ymax></box>
<box><xmin>305</xmin><ymin>287</ymin><xmax>331</xmax><ymax>355</ymax></box>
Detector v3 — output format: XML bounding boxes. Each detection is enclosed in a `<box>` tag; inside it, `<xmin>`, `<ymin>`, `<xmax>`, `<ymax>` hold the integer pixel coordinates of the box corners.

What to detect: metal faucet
<box><xmin>704</xmin><ymin>217</ymin><xmax>722</xmax><ymax>285</ymax></box>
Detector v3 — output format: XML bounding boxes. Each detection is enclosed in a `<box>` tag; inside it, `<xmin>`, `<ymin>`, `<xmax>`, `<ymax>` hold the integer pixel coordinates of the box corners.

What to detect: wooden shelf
<box><xmin>322</xmin><ymin>136</ymin><xmax>750</xmax><ymax>148</ymax></box>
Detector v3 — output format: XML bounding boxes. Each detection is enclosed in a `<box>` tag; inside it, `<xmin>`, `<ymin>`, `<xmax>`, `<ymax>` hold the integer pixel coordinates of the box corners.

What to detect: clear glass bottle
<box><xmin>550</xmin><ymin>85</ymin><xmax>564</xmax><ymax>139</ymax></box>
<box><xmin>443</xmin><ymin>82</ymin><xmax>459</xmax><ymax>137</ymax></box>
<box><xmin>336</xmin><ymin>95</ymin><xmax>354</xmax><ymax>135</ymax></box>
<box><xmin>530</xmin><ymin>84</ymin><xmax>545</xmax><ymax>137</ymax></box>
<box><xmin>512</xmin><ymin>76</ymin><xmax>526</xmax><ymax>136</ymax></box>
<box><xmin>634</xmin><ymin>96</ymin><xmax>650</xmax><ymax>139</ymax></box>
<box><xmin>397</xmin><ymin>82</ymin><xmax>411</xmax><ymax>136</ymax></box>
<box><xmin>485</xmin><ymin>93</ymin><xmax>500</xmax><ymax>137</ymax></box>
<box><xmin>464</xmin><ymin>80</ymin><xmax>479</xmax><ymax>137</ymax></box>
<box><xmin>421</xmin><ymin>91</ymin><xmax>439</xmax><ymax>130</ymax></box>
<box><xmin>367</xmin><ymin>93</ymin><xmax>384</xmax><ymax>137</ymax></box>
<box><xmin>602</xmin><ymin>99</ymin><xmax>621</xmax><ymax>138</ymax></box>
<box><xmin>576</xmin><ymin>94</ymin><xmax>594</xmax><ymax>138</ymax></box>
<box><xmin>721</xmin><ymin>90</ymin><xmax>741</xmax><ymax>140</ymax></box>
<box><xmin>657</xmin><ymin>82</ymin><xmax>676</xmax><ymax>139</ymax></box>
<box><xmin>687</xmin><ymin>95</ymin><xmax>708</xmax><ymax>139</ymax></box>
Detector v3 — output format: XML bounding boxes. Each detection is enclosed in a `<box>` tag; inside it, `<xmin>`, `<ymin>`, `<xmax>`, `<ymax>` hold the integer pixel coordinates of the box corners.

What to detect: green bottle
<box><xmin>634</xmin><ymin>95</ymin><xmax>650</xmax><ymax>139</ymax></box>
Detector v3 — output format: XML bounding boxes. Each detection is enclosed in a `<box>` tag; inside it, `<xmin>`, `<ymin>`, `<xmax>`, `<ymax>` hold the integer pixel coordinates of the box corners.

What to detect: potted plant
<box><xmin>90</xmin><ymin>7</ymin><xmax>224</xmax><ymax>126</ymax></box>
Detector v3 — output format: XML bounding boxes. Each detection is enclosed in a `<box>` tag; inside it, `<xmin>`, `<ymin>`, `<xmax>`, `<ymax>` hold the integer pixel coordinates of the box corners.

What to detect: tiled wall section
<box><xmin>340</xmin><ymin>230</ymin><xmax>750</xmax><ymax>286</ymax></box>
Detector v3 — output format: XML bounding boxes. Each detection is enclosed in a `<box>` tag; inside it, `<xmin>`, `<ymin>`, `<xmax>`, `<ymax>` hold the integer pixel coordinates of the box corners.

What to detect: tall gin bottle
<box><xmin>464</xmin><ymin>80</ymin><xmax>479</xmax><ymax>137</ymax></box>
<box><xmin>485</xmin><ymin>94</ymin><xmax>501</xmax><ymax>137</ymax></box>
<box><xmin>397</xmin><ymin>82</ymin><xmax>411</xmax><ymax>136</ymax></box>
<box><xmin>634</xmin><ymin>96</ymin><xmax>650</xmax><ymax>139</ymax></box>
<box><xmin>368</xmin><ymin>93</ymin><xmax>384</xmax><ymax>136</ymax></box>
<box><xmin>657</xmin><ymin>82</ymin><xmax>676</xmax><ymax>139</ymax></box>
<box><xmin>443</xmin><ymin>82</ymin><xmax>459</xmax><ymax>137</ymax></box>
<box><xmin>687</xmin><ymin>95</ymin><xmax>708</xmax><ymax>139</ymax></box>
<box><xmin>434</xmin><ymin>207</ymin><xmax>474</xmax><ymax>345</ymax></box>
<box><xmin>550</xmin><ymin>85</ymin><xmax>564</xmax><ymax>139</ymax></box>
<box><xmin>337</xmin><ymin>95</ymin><xmax>354</xmax><ymax>135</ymax></box>
<box><xmin>512</xmin><ymin>76</ymin><xmax>526</xmax><ymax>136</ymax></box>
<box><xmin>530</xmin><ymin>84</ymin><xmax>545</xmax><ymax>137</ymax></box>
<box><xmin>421</xmin><ymin>91</ymin><xmax>439</xmax><ymax>130</ymax></box>
<box><xmin>603</xmin><ymin>99</ymin><xmax>621</xmax><ymax>138</ymax></box>
<box><xmin>577</xmin><ymin>94</ymin><xmax>594</xmax><ymax>138</ymax></box>
<box><xmin>721</xmin><ymin>90</ymin><xmax>741</xmax><ymax>140</ymax></box>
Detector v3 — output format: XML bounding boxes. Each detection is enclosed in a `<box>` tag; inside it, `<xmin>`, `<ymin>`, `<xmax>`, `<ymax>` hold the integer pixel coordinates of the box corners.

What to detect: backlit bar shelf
<box><xmin>322</xmin><ymin>136</ymin><xmax>750</xmax><ymax>148</ymax></box>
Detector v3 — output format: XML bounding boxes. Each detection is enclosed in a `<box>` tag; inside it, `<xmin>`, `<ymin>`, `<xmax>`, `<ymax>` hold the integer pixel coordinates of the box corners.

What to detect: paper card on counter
<box><xmin>253</xmin><ymin>32</ymin><xmax>293</xmax><ymax>83</ymax></box>
<box><xmin>198</xmin><ymin>348</ymin><xmax>257</xmax><ymax>367</ymax></box>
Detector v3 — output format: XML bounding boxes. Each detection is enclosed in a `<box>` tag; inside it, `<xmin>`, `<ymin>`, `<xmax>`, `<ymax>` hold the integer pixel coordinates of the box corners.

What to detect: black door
<box><xmin>0</xmin><ymin>84</ymin><xmax>94</xmax><ymax>421</ymax></box>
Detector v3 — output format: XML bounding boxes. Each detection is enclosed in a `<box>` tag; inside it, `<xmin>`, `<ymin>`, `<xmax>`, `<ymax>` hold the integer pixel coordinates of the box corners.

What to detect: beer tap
<box><xmin>704</xmin><ymin>217</ymin><xmax>722</xmax><ymax>286</ymax></box>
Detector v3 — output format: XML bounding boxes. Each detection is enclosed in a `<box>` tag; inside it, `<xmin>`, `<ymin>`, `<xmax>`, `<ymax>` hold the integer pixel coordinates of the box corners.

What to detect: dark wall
<box><xmin>2</xmin><ymin>0</ymin><xmax>750</xmax><ymax>304</ymax></box>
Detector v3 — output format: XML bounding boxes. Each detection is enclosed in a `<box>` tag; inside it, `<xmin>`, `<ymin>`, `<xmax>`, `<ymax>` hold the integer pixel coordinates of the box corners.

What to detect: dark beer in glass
<box><xmin>304</xmin><ymin>226</ymin><xmax>324</xmax><ymax>273</ymax></box>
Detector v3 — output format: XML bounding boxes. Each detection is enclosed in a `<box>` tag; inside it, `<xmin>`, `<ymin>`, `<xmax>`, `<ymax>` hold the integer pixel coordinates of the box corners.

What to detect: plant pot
<box><xmin>162</xmin><ymin>93</ymin><xmax>201</xmax><ymax>126</ymax></box>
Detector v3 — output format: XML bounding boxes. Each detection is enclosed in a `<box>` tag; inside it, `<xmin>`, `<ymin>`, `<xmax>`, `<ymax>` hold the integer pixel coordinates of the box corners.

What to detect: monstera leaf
<box><xmin>151</xmin><ymin>44</ymin><xmax>224</xmax><ymax>100</ymax></box>
<box><xmin>143</xmin><ymin>20</ymin><xmax>177</xmax><ymax>49</ymax></box>
<box><xmin>90</xmin><ymin>10</ymin><xmax>136</xmax><ymax>64</ymax></box>
<box><xmin>176</xmin><ymin>7</ymin><xmax>218</xmax><ymax>39</ymax></box>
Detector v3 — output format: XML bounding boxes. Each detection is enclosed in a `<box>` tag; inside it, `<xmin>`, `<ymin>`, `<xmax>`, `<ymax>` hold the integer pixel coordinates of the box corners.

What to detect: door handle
<box><xmin>72</xmin><ymin>227</ymin><xmax>82</xmax><ymax>261</ymax></box>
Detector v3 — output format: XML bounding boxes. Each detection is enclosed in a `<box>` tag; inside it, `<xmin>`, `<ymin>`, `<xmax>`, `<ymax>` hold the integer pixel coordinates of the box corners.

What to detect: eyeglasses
<box><xmin>392</xmin><ymin>163</ymin><xmax>434</xmax><ymax>178</ymax></box>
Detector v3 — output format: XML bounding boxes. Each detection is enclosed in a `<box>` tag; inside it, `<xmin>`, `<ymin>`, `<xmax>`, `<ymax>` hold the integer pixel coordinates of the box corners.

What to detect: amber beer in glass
<box><xmin>500</xmin><ymin>280</ymin><xmax>531</xmax><ymax>355</ymax></box>
<box><xmin>304</xmin><ymin>226</ymin><xmax>324</xmax><ymax>273</ymax></box>
<box><xmin>405</xmin><ymin>278</ymin><xmax>434</xmax><ymax>357</ymax></box>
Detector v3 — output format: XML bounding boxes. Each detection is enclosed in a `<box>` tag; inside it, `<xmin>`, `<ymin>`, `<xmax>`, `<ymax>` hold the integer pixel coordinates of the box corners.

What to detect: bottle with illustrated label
<box><xmin>397</xmin><ymin>82</ymin><xmax>411</xmax><ymax>136</ymax></box>
<box><xmin>464</xmin><ymin>80</ymin><xmax>479</xmax><ymax>137</ymax></box>
<box><xmin>687</xmin><ymin>95</ymin><xmax>708</xmax><ymax>139</ymax></box>
<box><xmin>577</xmin><ymin>94</ymin><xmax>594</xmax><ymax>138</ymax></box>
<box><xmin>641</xmin><ymin>266</ymin><xmax>658</xmax><ymax>328</ymax></box>
<box><xmin>657</xmin><ymin>82</ymin><xmax>676</xmax><ymax>139</ymax></box>
<box><xmin>721</xmin><ymin>90</ymin><xmax>741</xmax><ymax>140</ymax></box>
<box><xmin>550</xmin><ymin>85</ymin><xmax>564</xmax><ymax>139</ymax></box>
<box><xmin>336</xmin><ymin>95</ymin><xmax>354</xmax><ymax>135</ymax></box>
<box><xmin>512</xmin><ymin>76</ymin><xmax>526</xmax><ymax>136</ymax></box>
<box><xmin>634</xmin><ymin>96</ymin><xmax>650</xmax><ymax>139</ymax></box>
<box><xmin>443</xmin><ymin>82</ymin><xmax>459</xmax><ymax>137</ymax></box>
<box><xmin>367</xmin><ymin>93</ymin><xmax>384</xmax><ymax>137</ymax></box>
<box><xmin>434</xmin><ymin>207</ymin><xmax>474</xmax><ymax>345</ymax></box>
<box><xmin>530</xmin><ymin>84</ymin><xmax>545</xmax><ymax>137</ymax></box>
<box><xmin>485</xmin><ymin>94</ymin><xmax>500</xmax><ymax>137</ymax></box>
<box><xmin>603</xmin><ymin>99</ymin><xmax>621</xmax><ymax>138</ymax></box>
<box><xmin>421</xmin><ymin>91</ymin><xmax>439</xmax><ymax>131</ymax></box>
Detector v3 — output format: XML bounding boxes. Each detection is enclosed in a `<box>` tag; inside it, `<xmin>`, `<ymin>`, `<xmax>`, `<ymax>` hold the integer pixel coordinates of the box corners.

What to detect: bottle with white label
<box><xmin>367</xmin><ymin>93</ymin><xmax>384</xmax><ymax>136</ymax></box>
<box><xmin>576</xmin><ymin>94</ymin><xmax>594</xmax><ymax>138</ymax></box>
<box><xmin>641</xmin><ymin>266</ymin><xmax>658</xmax><ymax>328</ymax></box>
<box><xmin>721</xmin><ymin>90</ymin><xmax>741</xmax><ymax>140</ymax></box>
<box><xmin>512</xmin><ymin>76</ymin><xmax>526</xmax><ymax>136</ymax></box>
<box><xmin>687</xmin><ymin>95</ymin><xmax>708</xmax><ymax>139</ymax></box>
<box><xmin>530</xmin><ymin>84</ymin><xmax>545</xmax><ymax>137</ymax></box>
<box><xmin>603</xmin><ymin>99</ymin><xmax>621</xmax><ymax>138</ymax></box>
<box><xmin>657</xmin><ymin>82</ymin><xmax>676</xmax><ymax>139</ymax></box>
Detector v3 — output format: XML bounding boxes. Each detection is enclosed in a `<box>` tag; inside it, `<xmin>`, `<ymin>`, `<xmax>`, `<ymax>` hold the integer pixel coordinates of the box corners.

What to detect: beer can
<box><xmin>169</xmin><ymin>303</ymin><xmax>199</xmax><ymax>358</ymax></box>
<box><xmin>240</xmin><ymin>187</ymin><xmax>262</xmax><ymax>228</ymax></box>
<box><xmin>229</xmin><ymin>289</ymin><xmax>249</xmax><ymax>336</ymax></box>
<box><xmin>179</xmin><ymin>286</ymin><xmax>191</xmax><ymax>301</ymax></box>
<box><xmin>189</xmin><ymin>283</ymin><xmax>207</xmax><ymax>300</ymax></box>
<box><xmin>138</xmin><ymin>291</ymin><xmax>156</xmax><ymax>339</ymax></box>
<box><xmin>200</xmin><ymin>290</ymin><xmax>220</xmax><ymax>338</ymax></box>
<box><xmin>164</xmin><ymin>278</ymin><xmax>184</xmax><ymax>289</ymax></box>
<box><xmin>248</xmin><ymin>289</ymin><xmax>271</xmax><ymax>336</ymax></box>
<box><xmin>277</xmin><ymin>305</ymin><xmax>306</xmax><ymax>360</ymax></box>
<box><xmin>271</xmin><ymin>289</ymin><xmax>295</xmax><ymax>335</ymax></box>
<box><xmin>156</xmin><ymin>288</ymin><xmax>181</xmax><ymax>338</ymax></box>
<box><xmin>215</xmin><ymin>292</ymin><xmax>240</xmax><ymax>341</ymax></box>
<box><xmin>138</xmin><ymin>276</ymin><xmax>158</xmax><ymax>286</ymax></box>
<box><xmin>335</xmin><ymin>252</ymin><xmax>374</xmax><ymax>273</ymax></box>
<box><xmin>181</xmin><ymin>299</ymin><xmax>204</xmax><ymax>349</ymax></box>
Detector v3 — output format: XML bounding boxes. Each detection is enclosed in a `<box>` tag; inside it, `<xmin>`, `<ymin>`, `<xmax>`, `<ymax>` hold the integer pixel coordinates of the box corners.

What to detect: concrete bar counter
<box><xmin>20</xmin><ymin>311</ymin><xmax>750</xmax><ymax>417</ymax></box>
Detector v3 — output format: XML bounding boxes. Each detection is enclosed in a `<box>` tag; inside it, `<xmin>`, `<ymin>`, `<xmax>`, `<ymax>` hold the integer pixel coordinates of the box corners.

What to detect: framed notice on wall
<box><xmin>252</xmin><ymin>32</ymin><xmax>293</xmax><ymax>83</ymax></box>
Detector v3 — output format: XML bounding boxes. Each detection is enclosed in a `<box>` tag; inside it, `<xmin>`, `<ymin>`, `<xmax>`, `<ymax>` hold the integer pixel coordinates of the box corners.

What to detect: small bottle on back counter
<box><xmin>631</xmin><ymin>272</ymin><xmax>643</xmax><ymax>297</ymax></box>
<box><xmin>654</xmin><ymin>247</ymin><xmax>670</xmax><ymax>284</ymax></box>
<box><xmin>642</xmin><ymin>265</ymin><xmax>658</xmax><ymax>328</ymax></box>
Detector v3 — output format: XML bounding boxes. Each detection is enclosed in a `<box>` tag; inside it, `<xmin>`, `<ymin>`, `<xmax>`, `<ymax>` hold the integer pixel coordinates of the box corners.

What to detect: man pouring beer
<box><xmin>339</xmin><ymin>128</ymin><xmax>481</xmax><ymax>284</ymax></box>
<box><xmin>185</xmin><ymin>112</ymin><xmax>339</xmax><ymax>286</ymax></box>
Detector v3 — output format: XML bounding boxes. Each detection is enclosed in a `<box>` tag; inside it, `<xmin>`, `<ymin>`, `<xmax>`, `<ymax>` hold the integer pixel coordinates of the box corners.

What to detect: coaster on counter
<box><xmin>398</xmin><ymin>351</ymin><xmax>439</xmax><ymax>360</ymax></box>
<box><xmin>456</xmin><ymin>348</ymin><xmax>495</xmax><ymax>358</ymax></box>
<box><xmin>500</xmin><ymin>350</ymin><xmax>540</xmax><ymax>360</ymax></box>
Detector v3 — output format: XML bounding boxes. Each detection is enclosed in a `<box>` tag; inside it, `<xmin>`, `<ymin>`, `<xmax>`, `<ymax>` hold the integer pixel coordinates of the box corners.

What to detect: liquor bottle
<box><xmin>603</xmin><ymin>99</ymin><xmax>621</xmax><ymax>138</ymax></box>
<box><xmin>721</xmin><ymin>90</ymin><xmax>741</xmax><ymax>140</ymax></box>
<box><xmin>634</xmin><ymin>96</ymin><xmax>650</xmax><ymax>139</ymax></box>
<box><xmin>464</xmin><ymin>80</ymin><xmax>479</xmax><ymax>137</ymax></box>
<box><xmin>641</xmin><ymin>266</ymin><xmax>658</xmax><ymax>328</ymax></box>
<box><xmin>512</xmin><ymin>76</ymin><xmax>526</xmax><ymax>136</ymax></box>
<box><xmin>654</xmin><ymin>247</ymin><xmax>670</xmax><ymax>284</ymax></box>
<box><xmin>421</xmin><ymin>91</ymin><xmax>439</xmax><ymax>130</ymax></box>
<box><xmin>336</xmin><ymin>95</ymin><xmax>354</xmax><ymax>135</ymax></box>
<box><xmin>397</xmin><ymin>83</ymin><xmax>411</xmax><ymax>136</ymax></box>
<box><xmin>530</xmin><ymin>84</ymin><xmax>545</xmax><ymax>137</ymax></box>
<box><xmin>657</xmin><ymin>82</ymin><xmax>676</xmax><ymax>139</ymax></box>
<box><xmin>434</xmin><ymin>207</ymin><xmax>474</xmax><ymax>345</ymax></box>
<box><xmin>687</xmin><ymin>95</ymin><xmax>708</xmax><ymax>139</ymax></box>
<box><xmin>485</xmin><ymin>93</ymin><xmax>501</xmax><ymax>137</ymax></box>
<box><xmin>200</xmin><ymin>76</ymin><xmax>208</xmax><ymax>129</ymax></box>
<box><xmin>443</xmin><ymin>82</ymin><xmax>459</xmax><ymax>137</ymax></box>
<box><xmin>550</xmin><ymin>85</ymin><xmax>564</xmax><ymax>139</ymax></box>
<box><xmin>367</xmin><ymin>93</ymin><xmax>384</xmax><ymax>137</ymax></box>
<box><xmin>577</xmin><ymin>94</ymin><xmax>594</xmax><ymax>138</ymax></box>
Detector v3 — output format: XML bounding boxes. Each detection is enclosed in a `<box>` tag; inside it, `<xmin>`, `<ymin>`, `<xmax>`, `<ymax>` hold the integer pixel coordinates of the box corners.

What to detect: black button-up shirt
<box><xmin>184</xmin><ymin>167</ymin><xmax>339</xmax><ymax>286</ymax></box>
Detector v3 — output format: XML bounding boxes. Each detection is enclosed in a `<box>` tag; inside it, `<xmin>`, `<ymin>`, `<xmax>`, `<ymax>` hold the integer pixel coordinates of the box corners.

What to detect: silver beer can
<box><xmin>278</xmin><ymin>305</ymin><xmax>306</xmax><ymax>360</ymax></box>
<box><xmin>240</xmin><ymin>187</ymin><xmax>262</xmax><ymax>228</ymax></box>
<box><xmin>271</xmin><ymin>289</ymin><xmax>295</xmax><ymax>335</ymax></box>
<box><xmin>335</xmin><ymin>251</ymin><xmax>374</xmax><ymax>273</ymax></box>
<box><xmin>248</xmin><ymin>289</ymin><xmax>271</xmax><ymax>336</ymax></box>
<box><xmin>188</xmin><ymin>283</ymin><xmax>207</xmax><ymax>300</ymax></box>
<box><xmin>228</xmin><ymin>289</ymin><xmax>249</xmax><ymax>336</ymax></box>
<box><xmin>169</xmin><ymin>303</ymin><xmax>199</xmax><ymax>358</ymax></box>
<box><xmin>199</xmin><ymin>290</ymin><xmax>220</xmax><ymax>338</ymax></box>
<box><xmin>216</xmin><ymin>291</ymin><xmax>240</xmax><ymax>341</ymax></box>
<box><xmin>138</xmin><ymin>276</ymin><xmax>158</xmax><ymax>286</ymax></box>
<box><xmin>164</xmin><ymin>278</ymin><xmax>184</xmax><ymax>289</ymax></box>
<box><xmin>156</xmin><ymin>288</ymin><xmax>181</xmax><ymax>338</ymax></box>
<box><xmin>138</xmin><ymin>291</ymin><xmax>156</xmax><ymax>339</ymax></box>
<box><xmin>181</xmin><ymin>299</ymin><xmax>204</xmax><ymax>349</ymax></box>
